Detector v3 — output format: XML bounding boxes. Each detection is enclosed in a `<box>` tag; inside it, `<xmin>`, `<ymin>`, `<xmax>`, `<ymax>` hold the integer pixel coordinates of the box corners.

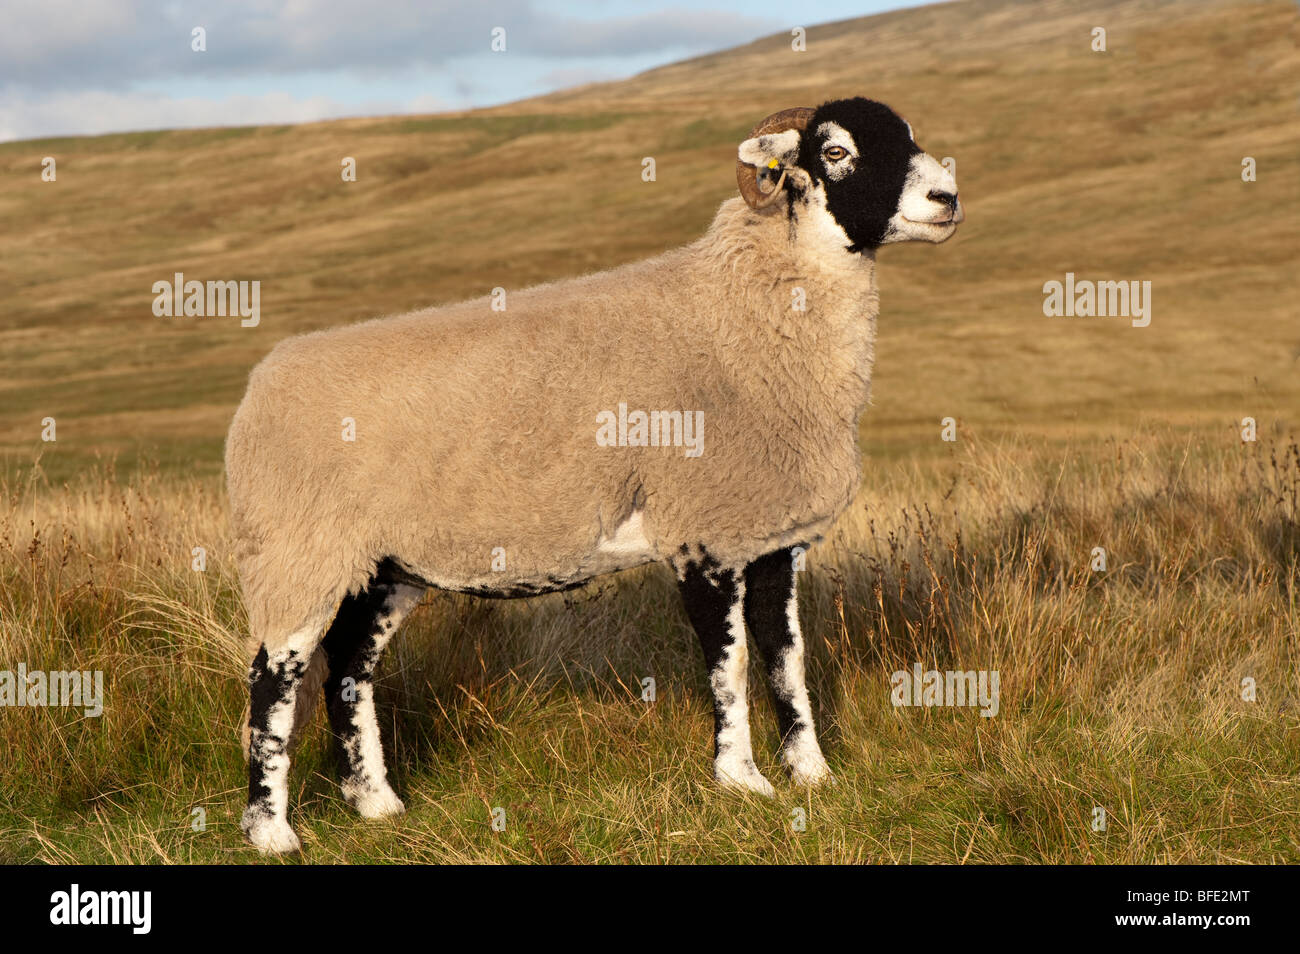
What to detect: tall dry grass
<box><xmin>1</xmin><ymin>434</ymin><xmax>1297</xmax><ymax>862</ymax></box>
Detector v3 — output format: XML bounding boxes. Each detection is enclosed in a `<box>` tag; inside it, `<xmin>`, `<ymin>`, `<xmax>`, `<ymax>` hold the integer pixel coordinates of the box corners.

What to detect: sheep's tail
<box><xmin>239</xmin><ymin>644</ymin><xmax>331</xmax><ymax>761</ymax></box>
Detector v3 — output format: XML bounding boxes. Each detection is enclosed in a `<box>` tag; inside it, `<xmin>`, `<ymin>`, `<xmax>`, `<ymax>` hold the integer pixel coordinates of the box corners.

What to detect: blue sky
<box><xmin>0</xmin><ymin>0</ymin><xmax>942</xmax><ymax>142</ymax></box>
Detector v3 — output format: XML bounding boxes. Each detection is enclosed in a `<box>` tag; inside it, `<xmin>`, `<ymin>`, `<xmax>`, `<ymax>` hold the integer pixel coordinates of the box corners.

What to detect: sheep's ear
<box><xmin>737</xmin><ymin>128</ymin><xmax>810</xmax><ymax>207</ymax></box>
<box><xmin>737</xmin><ymin>128</ymin><xmax>802</xmax><ymax>169</ymax></box>
<box><xmin>737</xmin><ymin>109</ymin><xmax>814</xmax><ymax>208</ymax></box>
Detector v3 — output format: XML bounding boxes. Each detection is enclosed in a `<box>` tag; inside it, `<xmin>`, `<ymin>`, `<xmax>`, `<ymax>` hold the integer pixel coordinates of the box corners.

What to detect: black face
<box><xmin>794</xmin><ymin>97</ymin><xmax>923</xmax><ymax>252</ymax></box>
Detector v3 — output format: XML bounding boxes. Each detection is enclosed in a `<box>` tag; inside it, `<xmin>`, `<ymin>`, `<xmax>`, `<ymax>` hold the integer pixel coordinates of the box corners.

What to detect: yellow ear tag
<box><xmin>766</xmin><ymin>159</ymin><xmax>780</xmax><ymax>169</ymax></box>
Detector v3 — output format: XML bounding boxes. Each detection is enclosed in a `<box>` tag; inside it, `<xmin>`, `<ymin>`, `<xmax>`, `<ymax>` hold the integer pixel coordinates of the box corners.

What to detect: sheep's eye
<box><xmin>823</xmin><ymin>145</ymin><xmax>848</xmax><ymax>162</ymax></box>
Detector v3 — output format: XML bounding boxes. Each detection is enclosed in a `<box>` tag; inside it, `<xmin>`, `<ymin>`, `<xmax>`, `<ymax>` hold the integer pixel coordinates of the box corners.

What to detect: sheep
<box><xmin>226</xmin><ymin>96</ymin><xmax>963</xmax><ymax>854</ymax></box>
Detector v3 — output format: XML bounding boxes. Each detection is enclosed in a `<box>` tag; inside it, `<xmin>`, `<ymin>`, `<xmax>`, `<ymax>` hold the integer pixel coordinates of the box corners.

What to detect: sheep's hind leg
<box><xmin>675</xmin><ymin>553</ymin><xmax>774</xmax><ymax>797</ymax></box>
<box><xmin>322</xmin><ymin>580</ymin><xmax>423</xmax><ymax>818</ymax></box>
<box><xmin>743</xmin><ymin>548</ymin><xmax>832</xmax><ymax>786</ymax></box>
<box><xmin>242</xmin><ymin>620</ymin><xmax>329</xmax><ymax>855</ymax></box>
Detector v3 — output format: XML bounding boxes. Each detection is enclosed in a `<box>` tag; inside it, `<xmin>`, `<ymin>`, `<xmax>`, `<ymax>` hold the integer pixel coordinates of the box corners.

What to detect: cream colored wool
<box><xmin>226</xmin><ymin>194</ymin><xmax>878</xmax><ymax>653</ymax></box>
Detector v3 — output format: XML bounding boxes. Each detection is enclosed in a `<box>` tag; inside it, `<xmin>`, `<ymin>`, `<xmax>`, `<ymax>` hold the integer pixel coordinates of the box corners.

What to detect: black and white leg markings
<box><xmin>322</xmin><ymin>582</ymin><xmax>422</xmax><ymax>818</ymax></box>
<box><xmin>744</xmin><ymin>548</ymin><xmax>832</xmax><ymax>786</ymax></box>
<box><xmin>676</xmin><ymin>551</ymin><xmax>775</xmax><ymax>796</ymax></box>
<box><xmin>242</xmin><ymin>621</ymin><xmax>325</xmax><ymax>854</ymax></box>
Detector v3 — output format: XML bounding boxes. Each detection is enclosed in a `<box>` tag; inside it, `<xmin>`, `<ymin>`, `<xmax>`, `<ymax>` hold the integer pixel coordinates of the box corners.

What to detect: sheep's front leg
<box><xmin>743</xmin><ymin>548</ymin><xmax>832</xmax><ymax>786</ymax></box>
<box><xmin>676</xmin><ymin>556</ymin><xmax>774</xmax><ymax>796</ymax></box>
<box><xmin>242</xmin><ymin>632</ymin><xmax>318</xmax><ymax>854</ymax></box>
<box><xmin>322</xmin><ymin>582</ymin><xmax>422</xmax><ymax>817</ymax></box>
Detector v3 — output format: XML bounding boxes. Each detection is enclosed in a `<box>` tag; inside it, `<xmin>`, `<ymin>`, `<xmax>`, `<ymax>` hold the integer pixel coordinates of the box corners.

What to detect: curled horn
<box><xmin>736</xmin><ymin>106</ymin><xmax>814</xmax><ymax>209</ymax></box>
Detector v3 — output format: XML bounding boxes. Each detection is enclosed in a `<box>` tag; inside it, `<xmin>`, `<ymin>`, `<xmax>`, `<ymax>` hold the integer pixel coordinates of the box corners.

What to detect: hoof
<box><xmin>715</xmin><ymin>757</ymin><xmax>776</xmax><ymax>798</ymax></box>
<box><xmin>784</xmin><ymin>742</ymin><xmax>834</xmax><ymax>787</ymax></box>
<box><xmin>242</xmin><ymin>809</ymin><xmax>302</xmax><ymax>855</ymax></box>
<box><xmin>345</xmin><ymin>782</ymin><xmax>406</xmax><ymax>819</ymax></box>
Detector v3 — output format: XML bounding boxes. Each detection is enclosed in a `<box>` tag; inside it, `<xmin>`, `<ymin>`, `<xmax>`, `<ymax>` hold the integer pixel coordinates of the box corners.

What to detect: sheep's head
<box><xmin>736</xmin><ymin>97</ymin><xmax>963</xmax><ymax>253</ymax></box>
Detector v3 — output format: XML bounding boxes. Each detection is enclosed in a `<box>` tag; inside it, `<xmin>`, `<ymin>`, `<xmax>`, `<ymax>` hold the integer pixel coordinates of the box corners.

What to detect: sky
<box><xmin>0</xmin><ymin>0</ymin><xmax>941</xmax><ymax>142</ymax></box>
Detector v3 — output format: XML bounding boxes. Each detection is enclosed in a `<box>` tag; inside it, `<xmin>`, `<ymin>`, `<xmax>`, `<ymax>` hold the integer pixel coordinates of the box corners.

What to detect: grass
<box><xmin>1</xmin><ymin>433</ymin><xmax>1297</xmax><ymax>863</ymax></box>
<box><xmin>0</xmin><ymin>0</ymin><xmax>1298</xmax><ymax>862</ymax></box>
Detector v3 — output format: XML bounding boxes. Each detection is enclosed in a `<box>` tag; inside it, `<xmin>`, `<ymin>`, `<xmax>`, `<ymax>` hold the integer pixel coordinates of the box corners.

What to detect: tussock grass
<box><xmin>1</xmin><ymin>435</ymin><xmax>1296</xmax><ymax>863</ymax></box>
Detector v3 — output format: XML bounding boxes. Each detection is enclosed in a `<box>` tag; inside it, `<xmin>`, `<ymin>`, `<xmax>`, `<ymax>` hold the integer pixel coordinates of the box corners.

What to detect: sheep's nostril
<box><xmin>927</xmin><ymin>189</ymin><xmax>958</xmax><ymax>210</ymax></box>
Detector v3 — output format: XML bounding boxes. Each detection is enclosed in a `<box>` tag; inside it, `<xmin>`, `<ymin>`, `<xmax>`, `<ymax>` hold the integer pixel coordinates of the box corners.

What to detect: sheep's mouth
<box><xmin>902</xmin><ymin>213</ymin><xmax>959</xmax><ymax>227</ymax></box>
<box><xmin>904</xmin><ymin>218</ymin><xmax>956</xmax><ymax>231</ymax></box>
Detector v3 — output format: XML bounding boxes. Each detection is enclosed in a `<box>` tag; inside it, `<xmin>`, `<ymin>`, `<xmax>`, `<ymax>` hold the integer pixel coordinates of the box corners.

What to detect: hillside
<box><xmin>1</xmin><ymin>0</ymin><xmax>1297</xmax><ymax>480</ymax></box>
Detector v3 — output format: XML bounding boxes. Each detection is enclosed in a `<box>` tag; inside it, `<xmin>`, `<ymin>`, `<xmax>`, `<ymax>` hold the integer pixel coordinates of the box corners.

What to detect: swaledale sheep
<box><xmin>227</xmin><ymin>96</ymin><xmax>963</xmax><ymax>854</ymax></box>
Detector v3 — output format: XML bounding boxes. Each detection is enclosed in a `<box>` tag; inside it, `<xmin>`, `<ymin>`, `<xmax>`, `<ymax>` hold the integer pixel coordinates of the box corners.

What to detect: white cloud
<box><xmin>0</xmin><ymin>0</ymin><xmax>781</xmax><ymax>139</ymax></box>
<box><xmin>1</xmin><ymin>0</ymin><xmax>778</xmax><ymax>89</ymax></box>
